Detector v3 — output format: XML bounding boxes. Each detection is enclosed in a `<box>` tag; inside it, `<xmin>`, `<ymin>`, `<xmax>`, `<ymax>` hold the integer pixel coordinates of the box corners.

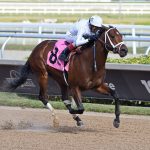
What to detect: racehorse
<box><xmin>7</xmin><ymin>25</ymin><xmax>128</xmax><ymax>128</ymax></box>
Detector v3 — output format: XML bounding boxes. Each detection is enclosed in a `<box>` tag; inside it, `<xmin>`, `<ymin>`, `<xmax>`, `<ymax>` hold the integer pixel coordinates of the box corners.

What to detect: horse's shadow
<box><xmin>51</xmin><ymin>125</ymin><xmax>98</xmax><ymax>134</ymax></box>
<box><xmin>4</xmin><ymin>122</ymin><xmax>98</xmax><ymax>134</ymax></box>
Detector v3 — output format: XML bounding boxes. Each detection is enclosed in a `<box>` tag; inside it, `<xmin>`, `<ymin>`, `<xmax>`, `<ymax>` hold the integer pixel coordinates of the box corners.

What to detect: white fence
<box><xmin>0</xmin><ymin>2</ymin><xmax>150</xmax><ymax>14</ymax></box>
<box><xmin>1</xmin><ymin>33</ymin><xmax>150</xmax><ymax>59</ymax></box>
<box><xmin>0</xmin><ymin>22</ymin><xmax>150</xmax><ymax>35</ymax></box>
<box><xmin>0</xmin><ymin>22</ymin><xmax>150</xmax><ymax>57</ymax></box>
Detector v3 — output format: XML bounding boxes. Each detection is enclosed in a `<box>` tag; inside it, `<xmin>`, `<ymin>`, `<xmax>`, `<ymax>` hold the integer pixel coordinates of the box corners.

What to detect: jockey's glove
<box><xmin>88</xmin><ymin>34</ymin><xmax>98</xmax><ymax>42</ymax></box>
<box><xmin>82</xmin><ymin>34</ymin><xmax>90</xmax><ymax>39</ymax></box>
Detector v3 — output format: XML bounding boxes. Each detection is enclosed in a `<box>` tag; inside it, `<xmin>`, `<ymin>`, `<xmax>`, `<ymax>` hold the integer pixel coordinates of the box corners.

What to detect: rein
<box><xmin>93</xmin><ymin>42</ymin><xmax>97</xmax><ymax>72</ymax></box>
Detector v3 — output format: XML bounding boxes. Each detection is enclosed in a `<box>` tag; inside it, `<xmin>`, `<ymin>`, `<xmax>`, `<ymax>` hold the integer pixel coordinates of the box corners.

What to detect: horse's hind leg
<box><xmin>70</xmin><ymin>87</ymin><xmax>85</xmax><ymax>114</ymax></box>
<box><xmin>38</xmin><ymin>71</ymin><xmax>59</xmax><ymax>127</ymax></box>
<box><xmin>95</xmin><ymin>83</ymin><xmax>120</xmax><ymax>128</ymax></box>
<box><xmin>60</xmin><ymin>85</ymin><xmax>84</xmax><ymax>126</ymax></box>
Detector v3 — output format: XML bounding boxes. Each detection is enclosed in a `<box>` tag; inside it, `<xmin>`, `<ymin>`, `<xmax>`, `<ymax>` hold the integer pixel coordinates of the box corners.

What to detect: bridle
<box><xmin>97</xmin><ymin>27</ymin><xmax>124</xmax><ymax>53</ymax></box>
<box><xmin>91</xmin><ymin>27</ymin><xmax>125</xmax><ymax>72</ymax></box>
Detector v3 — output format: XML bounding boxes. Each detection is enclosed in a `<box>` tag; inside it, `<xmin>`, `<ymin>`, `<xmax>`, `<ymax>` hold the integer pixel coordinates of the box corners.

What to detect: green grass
<box><xmin>0</xmin><ymin>13</ymin><xmax>150</xmax><ymax>25</ymax></box>
<box><xmin>107</xmin><ymin>55</ymin><xmax>150</xmax><ymax>64</ymax></box>
<box><xmin>0</xmin><ymin>92</ymin><xmax>150</xmax><ymax>116</ymax></box>
<box><xmin>6</xmin><ymin>44</ymin><xmax>35</xmax><ymax>51</ymax></box>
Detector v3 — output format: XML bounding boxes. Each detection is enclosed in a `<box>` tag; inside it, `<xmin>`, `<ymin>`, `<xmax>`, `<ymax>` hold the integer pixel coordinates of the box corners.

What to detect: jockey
<box><xmin>59</xmin><ymin>15</ymin><xmax>103</xmax><ymax>61</ymax></box>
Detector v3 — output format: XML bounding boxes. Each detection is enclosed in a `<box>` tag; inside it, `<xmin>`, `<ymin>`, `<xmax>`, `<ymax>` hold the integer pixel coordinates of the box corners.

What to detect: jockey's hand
<box><xmin>88</xmin><ymin>34</ymin><xmax>98</xmax><ymax>42</ymax></box>
<box><xmin>96</xmin><ymin>30</ymin><xmax>101</xmax><ymax>36</ymax></box>
<box><xmin>83</xmin><ymin>34</ymin><xmax>90</xmax><ymax>39</ymax></box>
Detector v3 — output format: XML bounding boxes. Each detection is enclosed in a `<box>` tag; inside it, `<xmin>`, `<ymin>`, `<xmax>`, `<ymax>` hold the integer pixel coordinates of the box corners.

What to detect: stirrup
<box><xmin>59</xmin><ymin>47</ymin><xmax>69</xmax><ymax>61</ymax></box>
<box><xmin>64</xmin><ymin>55</ymin><xmax>69</xmax><ymax>62</ymax></box>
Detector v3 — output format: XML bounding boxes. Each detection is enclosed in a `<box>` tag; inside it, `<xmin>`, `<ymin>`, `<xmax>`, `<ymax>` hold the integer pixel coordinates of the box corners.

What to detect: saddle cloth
<box><xmin>47</xmin><ymin>39</ymin><xmax>70</xmax><ymax>72</ymax></box>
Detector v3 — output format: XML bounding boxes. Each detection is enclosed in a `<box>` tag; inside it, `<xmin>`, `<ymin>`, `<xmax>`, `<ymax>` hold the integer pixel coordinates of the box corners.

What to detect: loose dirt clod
<box><xmin>1</xmin><ymin>120</ymin><xmax>15</xmax><ymax>130</ymax></box>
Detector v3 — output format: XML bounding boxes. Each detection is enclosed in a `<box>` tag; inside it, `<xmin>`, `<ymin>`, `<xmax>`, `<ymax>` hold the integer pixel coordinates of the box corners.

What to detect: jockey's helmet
<box><xmin>89</xmin><ymin>15</ymin><xmax>103</xmax><ymax>27</ymax></box>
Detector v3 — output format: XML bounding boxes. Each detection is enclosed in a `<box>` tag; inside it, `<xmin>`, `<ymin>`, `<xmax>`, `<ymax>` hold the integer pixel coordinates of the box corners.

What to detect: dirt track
<box><xmin>0</xmin><ymin>106</ymin><xmax>150</xmax><ymax>150</ymax></box>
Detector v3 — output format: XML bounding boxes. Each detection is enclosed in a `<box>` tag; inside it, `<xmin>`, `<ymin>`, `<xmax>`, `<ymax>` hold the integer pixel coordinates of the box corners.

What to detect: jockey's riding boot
<box><xmin>59</xmin><ymin>47</ymin><xmax>70</xmax><ymax>61</ymax></box>
<box><xmin>59</xmin><ymin>43</ymin><xmax>75</xmax><ymax>61</ymax></box>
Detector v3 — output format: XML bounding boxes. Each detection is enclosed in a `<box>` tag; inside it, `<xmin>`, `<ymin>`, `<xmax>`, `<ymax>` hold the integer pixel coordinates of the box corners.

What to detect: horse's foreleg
<box><xmin>110</xmin><ymin>89</ymin><xmax>120</xmax><ymax>128</ymax></box>
<box><xmin>38</xmin><ymin>72</ymin><xmax>59</xmax><ymax>127</ymax></box>
<box><xmin>95</xmin><ymin>83</ymin><xmax>120</xmax><ymax>128</ymax></box>
<box><xmin>61</xmin><ymin>86</ymin><xmax>83</xmax><ymax>126</ymax></box>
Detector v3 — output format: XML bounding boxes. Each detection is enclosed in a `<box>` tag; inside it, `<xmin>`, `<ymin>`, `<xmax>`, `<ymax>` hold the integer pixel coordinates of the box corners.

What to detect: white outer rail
<box><xmin>0</xmin><ymin>33</ymin><xmax>150</xmax><ymax>59</ymax></box>
<box><xmin>0</xmin><ymin>22</ymin><xmax>150</xmax><ymax>58</ymax></box>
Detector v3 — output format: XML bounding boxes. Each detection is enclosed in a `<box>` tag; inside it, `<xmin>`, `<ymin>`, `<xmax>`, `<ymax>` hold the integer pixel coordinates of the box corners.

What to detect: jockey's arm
<box><xmin>75</xmin><ymin>30</ymin><xmax>89</xmax><ymax>47</ymax></box>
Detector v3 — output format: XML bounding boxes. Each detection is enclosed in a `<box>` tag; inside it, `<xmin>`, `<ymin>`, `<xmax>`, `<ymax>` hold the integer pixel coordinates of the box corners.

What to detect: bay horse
<box><xmin>7</xmin><ymin>25</ymin><xmax>128</xmax><ymax>128</ymax></box>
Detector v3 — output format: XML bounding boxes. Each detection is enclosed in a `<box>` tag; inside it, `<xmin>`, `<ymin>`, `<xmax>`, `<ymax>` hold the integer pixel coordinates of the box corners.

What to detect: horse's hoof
<box><xmin>53</xmin><ymin>116</ymin><xmax>59</xmax><ymax>128</ymax></box>
<box><xmin>69</xmin><ymin>109</ymin><xmax>84</xmax><ymax>114</ymax></box>
<box><xmin>77</xmin><ymin>121</ymin><xmax>84</xmax><ymax>127</ymax></box>
<box><xmin>77</xmin><ymin>109</ymin><xmax>84</xmax><ymax>114</ymax></box>
<box><xmin>69</xmin><ymin>109</ymin><xmax>77</xmax><ymax>114</ymax></box>
<box><xmin>113</xmin><ymin>119</ymin><xmax>120</xmax><ymax>128</ymax></box>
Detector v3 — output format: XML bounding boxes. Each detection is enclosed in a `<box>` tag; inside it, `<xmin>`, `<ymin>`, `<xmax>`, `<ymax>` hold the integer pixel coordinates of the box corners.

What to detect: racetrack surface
<box><xmin>0</xmin><ymin>106</ymin><xmax>150</xmax><ymax>150</ymax></box>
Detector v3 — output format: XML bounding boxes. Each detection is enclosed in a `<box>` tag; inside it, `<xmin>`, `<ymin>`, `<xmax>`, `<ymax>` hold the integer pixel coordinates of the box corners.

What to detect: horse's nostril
<box><xmin>122</xmin><ymin>49</ymin><xmax>128</xmax><ymax>53</ymax></box>
<box><xmin>120</xmin><ymin>49</ymin><xmax>128</xmax><ymax>57</ymax></box>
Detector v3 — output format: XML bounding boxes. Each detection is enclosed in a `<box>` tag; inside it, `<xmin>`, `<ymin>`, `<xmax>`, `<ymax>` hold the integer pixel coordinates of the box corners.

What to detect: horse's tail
<box><xmin>7</xmin><ymin>61</ymin><xmax>31</xmax><ymax>91</ymax></box>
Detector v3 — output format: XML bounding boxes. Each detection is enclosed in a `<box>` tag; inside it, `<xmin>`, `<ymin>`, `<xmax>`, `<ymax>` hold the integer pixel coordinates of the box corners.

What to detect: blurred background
<box><xmin>0</xmin><ymin>0</ymin><xmax>150</xmax><ymax>60</ymax></box>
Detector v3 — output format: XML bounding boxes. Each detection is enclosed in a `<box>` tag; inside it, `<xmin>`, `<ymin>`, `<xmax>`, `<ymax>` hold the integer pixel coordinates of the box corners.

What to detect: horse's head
<box><xmin>97</xmin><ymin>25</ymin><xmax>128</xmax><ymax>57</ymax></box>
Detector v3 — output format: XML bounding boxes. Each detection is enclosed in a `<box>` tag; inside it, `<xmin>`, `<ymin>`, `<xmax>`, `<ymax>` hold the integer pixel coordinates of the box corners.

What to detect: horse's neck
<box><xmin>94</xmin><ymin>42</ymin><xmax>108</xmax><ymax>70</ymax></box>
<box><xmin>76</xmin><ymin>43</ymin><xmax>108</xmax><ymax>71</ymax></box>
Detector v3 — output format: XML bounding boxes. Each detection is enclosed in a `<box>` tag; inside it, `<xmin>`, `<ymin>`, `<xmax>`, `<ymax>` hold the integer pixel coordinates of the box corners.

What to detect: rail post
<box><xmin>132</xmin><ymin>27</ymin><xmax>136</xmax><ymax>55</ymax></box>
<box><xmin>0</xmin><ymin>37</ymin><xmax>11</xmax><ymax>59</ymax></box>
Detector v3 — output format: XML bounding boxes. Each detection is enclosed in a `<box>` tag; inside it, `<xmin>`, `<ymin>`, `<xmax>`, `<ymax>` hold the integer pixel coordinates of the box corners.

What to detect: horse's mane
<box><xmin>80</xmin><ymin>41</ymin><xmax>93</xmax><ymax>50</ymax></box>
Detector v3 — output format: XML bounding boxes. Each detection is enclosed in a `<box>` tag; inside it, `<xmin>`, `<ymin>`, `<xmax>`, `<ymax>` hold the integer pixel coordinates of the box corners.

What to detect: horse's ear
<box><xmin>109</xmin><ymin>25</ymin><xmax>114</xmax><ymax>28</ymax></box>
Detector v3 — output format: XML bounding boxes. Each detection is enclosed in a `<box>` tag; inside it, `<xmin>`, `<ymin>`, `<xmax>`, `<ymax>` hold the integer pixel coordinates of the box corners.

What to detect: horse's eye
<box><xmin>111</xmin><ymin>35</ymin><xmax>115</xmax><ymax>39</ymax></box>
